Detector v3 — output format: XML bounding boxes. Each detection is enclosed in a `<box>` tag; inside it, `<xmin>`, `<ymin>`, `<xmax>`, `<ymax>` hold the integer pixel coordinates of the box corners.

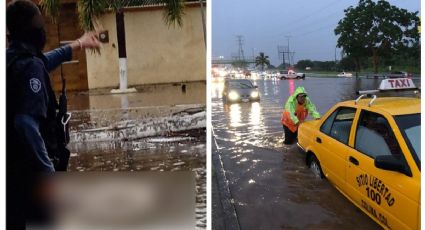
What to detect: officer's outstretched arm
<box><xmin>44</xmin><ymin>45</ymin><xmax>72</xmax><ymax>72</ymax></box>
<box><xmin>44</xmin><ymin>32</ymin><xmax>100</xmax><ymax>73</ymax></box>
<box><xmin>14</xmin><ymin>114</ymin><xmax>55</xmax><ymax>173</ymax></box>
<box><xmin>306</xmin><ymin>100</ymin><xmax>321</xmax><ymax>119</ymax></box>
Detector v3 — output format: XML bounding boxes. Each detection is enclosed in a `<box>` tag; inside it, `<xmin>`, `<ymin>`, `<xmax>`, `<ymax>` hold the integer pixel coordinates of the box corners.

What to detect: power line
<box><xmin>291</xmin><ymin>21</ymin><xmax>338</xmax><ymax>37</ymax></box>
<box><xmin>283</xmin><ymin>0</ymin><xmax>342</xmax><ymax>27</ymax></box>
<box><xmin>266</xmin><ymin>0</ymin><xmax>345</xmax><ymax>39</ymax></box>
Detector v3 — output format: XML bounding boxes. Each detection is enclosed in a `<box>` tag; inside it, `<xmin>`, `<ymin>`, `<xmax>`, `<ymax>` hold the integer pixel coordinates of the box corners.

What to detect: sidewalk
<box><xmin>212</xmin><ymin>135</ymin><xmax>241</xmax><ymax>230</ymax></box>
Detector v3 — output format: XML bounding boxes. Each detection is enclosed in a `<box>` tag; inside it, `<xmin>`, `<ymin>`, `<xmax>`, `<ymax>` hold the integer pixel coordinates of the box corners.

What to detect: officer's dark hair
<box><xmin>6</xmin><ymin>0</ymin><xmax>41</xmax><ymax>42</ymax></box>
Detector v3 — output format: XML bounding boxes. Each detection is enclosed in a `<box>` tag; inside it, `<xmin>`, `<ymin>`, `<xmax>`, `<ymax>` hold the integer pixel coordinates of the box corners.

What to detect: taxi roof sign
<box><xmin>378</xmin><ymin>78</ymin><xmax>416</xmax><ymax>91</ymax></box>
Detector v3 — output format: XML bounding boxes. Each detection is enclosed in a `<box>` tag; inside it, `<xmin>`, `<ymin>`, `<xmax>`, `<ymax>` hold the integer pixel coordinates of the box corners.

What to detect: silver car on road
<box><xmin>222</xmin><ymin>79</ymin><xmax>260</xmax><ymax>103</ymax></box>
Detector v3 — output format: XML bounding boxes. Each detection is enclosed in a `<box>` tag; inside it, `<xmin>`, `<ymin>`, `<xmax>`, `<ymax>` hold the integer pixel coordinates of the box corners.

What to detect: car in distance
<box><xmin>222</xmin><ymin>79</ymin><xmax>260</xmax><ymax>103</ymax></box>
<box><xmin>337</xmin><ymin>71</ymin><xmax>353</xmax><ymax>77</ymax></box>
<box><xmin>279</xmin><ymin>69</ymin><xmax>305</xmax><ymax>79</ymax></box>
<box><xmin>297</xmin><ymin>95</ymin><xmax>420</xmax><ymax>230</ymax></box>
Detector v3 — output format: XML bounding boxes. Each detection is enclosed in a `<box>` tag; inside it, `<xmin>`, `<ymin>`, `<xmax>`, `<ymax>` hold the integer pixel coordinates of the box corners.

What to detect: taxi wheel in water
<box><xmin>308</xmin><ymin>154</ymin><xmax>324</xmax><ymax>179</ymax></box>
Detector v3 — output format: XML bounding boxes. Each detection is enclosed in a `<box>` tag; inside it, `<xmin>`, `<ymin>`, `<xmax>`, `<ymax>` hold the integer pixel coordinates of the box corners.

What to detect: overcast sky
<box><xmin>212</xmin><ymin>0</ymin><xmax>421</xmax><ymax>66</ymax></box>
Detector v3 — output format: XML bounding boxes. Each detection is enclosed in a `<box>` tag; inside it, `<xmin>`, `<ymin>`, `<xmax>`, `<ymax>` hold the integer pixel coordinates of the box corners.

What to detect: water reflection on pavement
<box><xmin>65</xmin><ymin>82</ymin><xmax>207</xmax><ymax>229</ymax></box>
<box><xmin>212</xmin><ymin>77</ymin><xmax>419</xmax><ymax>229</ymax></box>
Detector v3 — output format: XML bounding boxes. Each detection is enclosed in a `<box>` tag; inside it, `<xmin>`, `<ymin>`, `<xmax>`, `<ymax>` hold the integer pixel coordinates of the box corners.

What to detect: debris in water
<box><xmin>173</xmin><ymin>162</ymin><xmax>185</xmax><ymax>166</ymax></box>
<box><xmin>239</xmin><ymin>157</ymin><xmax>248</xmax><ymax>162</ymax></box>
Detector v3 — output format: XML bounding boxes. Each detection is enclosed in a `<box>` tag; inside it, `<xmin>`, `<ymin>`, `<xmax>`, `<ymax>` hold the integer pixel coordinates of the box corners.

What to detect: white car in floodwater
<box><xmin>337</xmin><ymin>72</ymin><xmax>353</xmax><ymax>77</ymax></box>
<box><xmin>279</xmin><ymin>69</ymin><xmax>305</xmax><ymax>79</ymax></box>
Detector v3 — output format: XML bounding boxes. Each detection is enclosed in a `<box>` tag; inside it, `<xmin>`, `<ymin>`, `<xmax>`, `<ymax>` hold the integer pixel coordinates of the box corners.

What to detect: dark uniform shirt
<box><xmin>7</xmin><ymin>42</ymin><xmax>72</xmax><ymax>172</ymax></box>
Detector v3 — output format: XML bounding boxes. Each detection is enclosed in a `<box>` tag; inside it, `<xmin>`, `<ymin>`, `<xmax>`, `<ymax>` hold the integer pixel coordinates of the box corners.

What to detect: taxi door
<box><xmin>345</xmin><ymin>110</ymin><xmax>420</xmax><ymax>230</ymax></box>
<box><xmin>315</xmin><ymin>107</ymin><xmax>356</xmax><ymax>192</ymax></box>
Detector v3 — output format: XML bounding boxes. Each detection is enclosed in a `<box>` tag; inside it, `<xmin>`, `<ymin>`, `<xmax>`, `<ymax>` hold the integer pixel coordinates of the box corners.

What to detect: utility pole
<box><xmin>236</xmin><ymin>35</ymin><xmax>245</xmax><ymax>61</ymax></box>
<box><xmin>285</xmin><ymin>35</ymin><xmax>292</xmax><ymax>66</ymax></box>
<box><xmin>278</xmin><ymin>46</ymin><xmax>286</xmax><ymax>69</ymax></box>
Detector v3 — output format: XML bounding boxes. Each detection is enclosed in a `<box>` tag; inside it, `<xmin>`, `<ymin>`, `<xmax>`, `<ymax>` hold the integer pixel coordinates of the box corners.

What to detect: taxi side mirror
<box><xmin>374</xmin><ymin>155</ymin><xmax>412</xmax><ymax>177</ymax></box>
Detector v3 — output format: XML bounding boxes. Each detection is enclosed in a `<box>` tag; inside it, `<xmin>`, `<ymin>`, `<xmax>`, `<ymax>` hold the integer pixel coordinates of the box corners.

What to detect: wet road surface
<box><xmin>212</xmin><ymin>77</ymin><xmax>420</xmax><ymax>229</ymax></box>
<box><xmin>65</xmin><ymin>82</ymin><xmax>206</xmax><ymax>229</ymax></box>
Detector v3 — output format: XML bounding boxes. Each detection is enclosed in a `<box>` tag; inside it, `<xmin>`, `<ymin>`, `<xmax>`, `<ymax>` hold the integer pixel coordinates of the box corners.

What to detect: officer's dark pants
<box><xmin>283</xmin><ymin>125</ymin><xmax>298</xmax><ymax>145</ymax></box>
<box><xmin>7</xmin><ymin>143</ymin><xmax>53</xmax><ymax>229</ymax></box>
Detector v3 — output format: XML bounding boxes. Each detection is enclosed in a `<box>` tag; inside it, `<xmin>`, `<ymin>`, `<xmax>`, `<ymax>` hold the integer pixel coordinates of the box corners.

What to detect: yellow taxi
<box><xmin>297</xmin><ymin>93</ymin><xmax>420</xmax><ymax>230</ymax></box>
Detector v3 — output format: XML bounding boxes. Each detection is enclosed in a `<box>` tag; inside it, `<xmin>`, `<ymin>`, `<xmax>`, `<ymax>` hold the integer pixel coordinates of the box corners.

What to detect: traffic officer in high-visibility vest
<box><xmin>281</xmin><ymin>86</ymin><xmax>320</xmax><ymax>144</ymax></box>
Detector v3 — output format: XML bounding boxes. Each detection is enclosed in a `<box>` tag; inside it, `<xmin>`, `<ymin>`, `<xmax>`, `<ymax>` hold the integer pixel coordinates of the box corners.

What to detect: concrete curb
<box><xmin>69</xmin><ymin>105</ymin><xmax>206</xmax><ymax>143</ymax></box>
<box><xmin>212</xmin><ymin>135</ymin><xmax>241</xmax><ymax>230</ymax></box>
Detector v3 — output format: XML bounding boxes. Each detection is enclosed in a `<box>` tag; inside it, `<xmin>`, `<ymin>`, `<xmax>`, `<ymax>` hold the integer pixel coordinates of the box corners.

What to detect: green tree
<box><xmin>255</xmin><ymin>52</ymin><xmax>270</xmax><ymax>71</ymax></box>
<box><xmin>335</xmin><ymin>0</ymin><xmax>419</xmax><ymax>73</ymax></box>
<box><xmin>268</xmin><ymin>64</ymin><xmax>276</xmax><ymax>69</ymax></box>
<box><xmin>338</xmin><ymin>56</ymin><xmax>357</xmax><ymax>71</ymax></box>
<box><xmin>231</xmin><ymin>60</ymin><xmax>248</xmax><ymax>69</ymax></box>
<box><xmin>41</xmin><ymin>0</ymin><xmax>186</xmax><ymax>91</ymax></box>
<box><xmin>295</xmin><ymin>59</ymin><xmax>314</xmax><ymax>70</ymax></box>
<box><xmin>313</xmin><ymin>61</ymin><xmax>336</xmax><ymax>71</ymax></box>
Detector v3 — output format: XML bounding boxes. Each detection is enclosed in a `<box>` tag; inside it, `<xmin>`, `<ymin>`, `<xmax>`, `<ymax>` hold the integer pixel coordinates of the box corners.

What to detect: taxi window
<box><xmin>320</xmin><ymin>110</ymin><xmax>337</xmax><ymax>134</ymax></box>
<box><xmin>355</xmin><ymin>111</ymin><xmax>402</xmax><ymax>158</ymax></box>
<box><xmin>320</xmin><ymin>107</ymin><xmax>356</xmax><ymax>145</ymax></box>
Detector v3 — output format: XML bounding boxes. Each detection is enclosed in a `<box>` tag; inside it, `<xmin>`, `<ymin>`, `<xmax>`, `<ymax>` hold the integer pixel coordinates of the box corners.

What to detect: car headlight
<box><xmin>250</xmin><ymin>91</ymin><xmax>259</xmax><ymax>98</ymax></box>
<box><xmin>228</xmin><ymin>91</ymin><xmax>239</xmax><ymax>101</ymax></box>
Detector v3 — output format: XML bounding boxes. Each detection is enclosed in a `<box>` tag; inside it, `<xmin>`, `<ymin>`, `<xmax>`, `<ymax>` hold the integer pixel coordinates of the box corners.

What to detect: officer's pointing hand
<box><xmin>70</xmin><ymin>31</ymin><xmax>101</xmax><ymax>50</ymax></box>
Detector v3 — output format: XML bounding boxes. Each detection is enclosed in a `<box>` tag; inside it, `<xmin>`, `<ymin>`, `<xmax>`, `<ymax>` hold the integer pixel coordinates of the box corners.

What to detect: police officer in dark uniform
<box><xmin>6</xmin><ymin>0</ymin><xmax>100</xmax><ymax>228</ymax></box>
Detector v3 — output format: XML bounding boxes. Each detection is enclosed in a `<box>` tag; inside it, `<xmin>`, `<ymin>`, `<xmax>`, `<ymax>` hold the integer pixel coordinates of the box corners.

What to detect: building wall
<box><xmin>86</xmin><ymin>6</ymin><xmax>206</xmax><ymax>89</ymax></box>
<box><xmin>85</xmin><ymin>14</ymin><xmax>120</xmax><ymax>89</ymax></box>
<box><xmin>55</xmin><ymin>3</ymin><xmax>89</xmax><ymax>91</ymax></box>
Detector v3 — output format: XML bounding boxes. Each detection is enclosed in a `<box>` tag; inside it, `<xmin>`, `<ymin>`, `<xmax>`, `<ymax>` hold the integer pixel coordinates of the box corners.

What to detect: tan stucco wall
<box><xmin>86</xmin><ymin>6</ymin><xmax>206</xmax><ymax>89</ymax></box>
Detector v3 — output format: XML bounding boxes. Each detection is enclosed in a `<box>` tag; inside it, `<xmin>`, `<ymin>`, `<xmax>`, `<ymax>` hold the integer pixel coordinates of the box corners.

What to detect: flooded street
<box><xmin>65</xmin><ymin>82</ymin><xmax>206</xmax><ymax>229</ymax></box>
<box><xmin>212</xmin><ymin>77</ymin><xmax>420</xmax><ymax>229</ymax></box>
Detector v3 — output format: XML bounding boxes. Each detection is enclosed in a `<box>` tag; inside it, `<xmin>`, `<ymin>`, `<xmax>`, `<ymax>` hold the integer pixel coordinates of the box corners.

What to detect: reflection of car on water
<box><xmin>337</xmin><ymin>71</ymin><xmax>353</xmax><ymax>77</ymax></box>
<box><xmin>297</xmin><ymin>92</ymin><xmax>420</xmax><ymax>230</ymax></box>
<box><xmin>222</xmin><ymin>79</ymin><xmax>260</xmax><ymax>103</ymax></box>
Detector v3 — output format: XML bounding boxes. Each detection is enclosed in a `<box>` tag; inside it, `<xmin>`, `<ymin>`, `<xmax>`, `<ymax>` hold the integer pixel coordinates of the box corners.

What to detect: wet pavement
<box><xmin>65</xmin><ymin>82</ymin><xmax>206</xmax><ymax>229</ymax></box>
<box><xmin>211</xmin><ymin>77</ymin><xmax>420</xmax><ymax>229</ymax></box>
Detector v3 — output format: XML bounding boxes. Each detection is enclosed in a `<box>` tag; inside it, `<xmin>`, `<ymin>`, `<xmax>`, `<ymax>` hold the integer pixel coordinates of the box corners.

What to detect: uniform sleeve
<box><xmin>284</xmin><ymin>97</ymin><xmax>299</xmax><ymax>124</ymax></box>
<box><xmin>43</xmin><ymin>45</ymin><xmax>73</xmax><ymax>72</ymax></box>
<box><xmin>306</xmin><ymin>99</ymin><xmax>321</xmax><ymax>119</ymax></box>
<box><xmin>14</xmin><ymin>114</ymin><xmax>55</xmax><ymax>173</ymax></box>
<box><xmin>17</xmin><ymin>59</ymin><xmax>49</xmax><ymax>119</ymax></box>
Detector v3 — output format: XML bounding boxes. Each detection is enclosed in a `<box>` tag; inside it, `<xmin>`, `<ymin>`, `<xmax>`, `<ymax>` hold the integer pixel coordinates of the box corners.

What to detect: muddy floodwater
<box><xmin>212</xmin><ymin>77</ymin><xmax>420</xmax><ymax>229</ymax></box>
<box><xmin>64</xmin><ymin>82</ymin><xmax>206</xmax><ymax>229</ymax></box>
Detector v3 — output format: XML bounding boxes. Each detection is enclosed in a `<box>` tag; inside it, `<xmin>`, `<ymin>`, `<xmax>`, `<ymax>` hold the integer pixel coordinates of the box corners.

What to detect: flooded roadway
<box><xmin>212</xmin><ymin>77</ymin><xmax>420</xmax><ymax>229</ymax></box>
<box><xmin>65</xmin><ymin>82</ymin><xmax>206</xmax><ymax>229</ymax></box>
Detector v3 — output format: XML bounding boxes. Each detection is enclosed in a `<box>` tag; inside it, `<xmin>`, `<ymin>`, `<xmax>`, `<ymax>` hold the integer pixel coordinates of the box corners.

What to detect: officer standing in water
<box><xmin>6</xmin><ymin>0</ymin><xmax>100</xmax><ymax>228</ymax></box>
<box><xmin>281</xmin><ymin>86</ymin><xmax>321</xmax><ymax>144</ymax></box>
